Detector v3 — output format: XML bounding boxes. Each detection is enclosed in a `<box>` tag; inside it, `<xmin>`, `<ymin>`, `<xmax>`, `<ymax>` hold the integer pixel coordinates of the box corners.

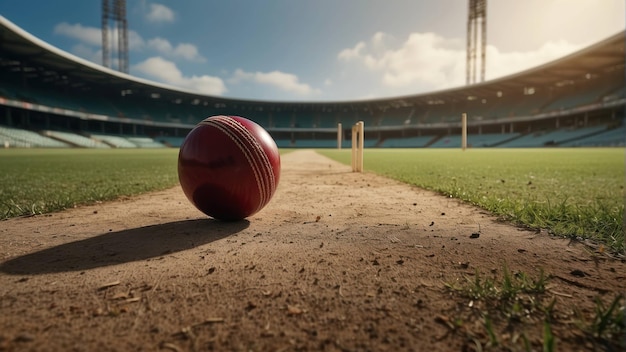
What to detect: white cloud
<box><xmin>338</xmin><ymin>31</ymin><xmax>586</xmax><ymax>93</ymax></box>
<box><xmin>147</xmin><ymin>37</ymin><xmax>205</xmax><ymax>62</ymax></box>
<box><xmin>339</xmin><ymin>32</ymin><xmax>465</xmax><ymax>90</ymax></box>
<box><xmin>128</xmin><ymin>31</ymin><xmax>146</xmax><ymax>49</ymax></box>
<box><xmin>146</xmin><ymin>3</ymin><xmax>175</xmax><ymax>23</ymax></box>
<box><xmin>54</xmin><ymin>22</ymin><xmax>145</xmax><ymax>50</ymax></box>
<box><xmin>53</xmin><ymin>22</ymin><xmax>204</xmax><ymax>63</ymax></box>
<box><xmin>133</xmin><ymin>57</ymin><xmax>227</xmax><ymax>95</ymax></box>
<box><xmin>230</xmin><ymin>69</ymin><xmax>320</xmax><ymax>96</ymax></box>
<box><xmin>486</xmin><ymin>40</ymin><xmax>582</xmax><ymax>80</ymax></box>
<box><xmin>54</xmin><ymin>22</ymin><xmax>102</xmax><ymax>46</ymax></box>
<box><xmin>338</xmin><ymin>42</ymin><xmax>365</xmax><ymax>61</ymax></box>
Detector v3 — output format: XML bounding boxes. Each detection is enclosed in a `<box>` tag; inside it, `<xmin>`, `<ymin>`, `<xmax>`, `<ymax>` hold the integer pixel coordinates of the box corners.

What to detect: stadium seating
<box><xmin>429</xmin><ymin>135</ymin><xmax>462</xmax><ymax>148</ymax></box>
<box><xmin>509</xmin><ymin>93</ymin><xmax>552</xmax><ymax>117</ymax></box>
<box><xmin>0</xmin><ymin>22</ymin><xmax>622</xmax><ymax>149</ymax></box>
<box><xmin>560</xmin><ymin>125</ymin><xmax>625</xmax><ymax>147</ymax></box>
<box><xmin>378</xmin><ymin>107</ymin><xmax>414</xmax><ymax>126</ymax></box>
<box><xmin>125</xmin><ymin>137</ymin><xmax>166</xmax><ymax>148</ymax></box>
<box><xmin>90</xmin><ymin>134</ymin><xmax>139</xmax><ymax>148</ymax></box>
<box><xmin>292</xmin><ymin>139</ymin><xmax>338</xmax><ymax>148</ymax></box>
<box><xmin>292</xmin><ymin>112</ymin><xmax>316</xmax><ymax>128</ymax></box>
<box><xmin>3</xmin><ymin>62</ymin><xmax>621</xmax><ymax>149</ymax></box>
<box><xmin>603</xmin><ymin>86</ymin><xmax>625</xmax><ymax>102</ymax></box>
<box><xmin>498</xmin><ymin>125</ymin><xmax>609</xmax><ymax>148</ymax></box>
<box><xmin>273</xmin><ymin>139</ymin><xmax>294</xmax><ymax>148</ymax></box>
<box><xmin>246</xmin><ymin>113</ymin><xmax>270</xmax><ymax>127</ymax></box>
<box><xmin>43</xmin><ymin>130</ymin><xmax>110</xmax><ymax>148</ymax></box>
<box><xmin>0</xmin><ymin>125</ymin><xmax>69</xmax><ymax>148</ymax></box>
<box><xmin>543</xmin><ymin>80</ymin><xmax>624</xmax><ymax>113</ymax></box>
<box><xmin>154</xmin><ymin>136</ymin><xmax>186</xmax><ymax>148</ymax></box>
<box><xmin>467</xmin><ymin>133</ymin><xmax>521</xmax><ymax>147</ymax></box>
<box><xmin>266</xmin><ymin>111</ymin><xmax>292</xmax><ymax>128</ymax></box>
<box><xmin>316</xmin><ymin>114</ymin><xmax>339</xmax><ymax>128</ymax></box>
<box><xmin>381</xmin><ymin>135</ymin><xmax>435</xmax><ymax>148</ymax></box>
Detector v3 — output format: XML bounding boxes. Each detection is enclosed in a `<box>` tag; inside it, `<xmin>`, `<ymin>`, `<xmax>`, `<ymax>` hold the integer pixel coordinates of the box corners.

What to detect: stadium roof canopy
<box><xmin>0</xmin><ymin>14</ymin><xmax>624</xmax><ymax>113</ymax></box>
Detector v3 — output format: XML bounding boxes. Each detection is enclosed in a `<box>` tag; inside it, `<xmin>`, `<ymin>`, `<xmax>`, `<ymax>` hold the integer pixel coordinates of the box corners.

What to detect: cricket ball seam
<box><xmin>200</xmin><ymin>116</ymin><xmax>276</xmax><ymax>212</ymax></box>
<box><xmin>209</xmin><ymin>116</ymin><xmax>271</xmax><ymax>206</ymax></box>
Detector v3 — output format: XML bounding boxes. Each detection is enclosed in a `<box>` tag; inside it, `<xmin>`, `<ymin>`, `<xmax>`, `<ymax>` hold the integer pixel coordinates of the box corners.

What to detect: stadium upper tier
<box><xmin>0</xmin><ymin>15</ymin><xmax>624</xmax><ymax>135</ymax></box>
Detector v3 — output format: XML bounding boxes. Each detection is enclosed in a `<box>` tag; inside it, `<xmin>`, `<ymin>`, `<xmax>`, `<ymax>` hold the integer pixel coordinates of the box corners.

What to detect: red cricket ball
<box><xmin>178</xmin><ymin>115</ymin><xmax>281</xmax><ymax>220</ymax></box>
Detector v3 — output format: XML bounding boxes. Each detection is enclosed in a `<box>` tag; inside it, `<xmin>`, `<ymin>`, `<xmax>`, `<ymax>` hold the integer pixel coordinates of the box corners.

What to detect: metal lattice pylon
<box><xmin>466</xmin><ymin>0</ymin><xmax>487</xmax><ymax>85</ymax></box>
<box><xmin>102</xmin><ymin>0</ymin><xmax>128</xmax><ymax>73</ymax></box>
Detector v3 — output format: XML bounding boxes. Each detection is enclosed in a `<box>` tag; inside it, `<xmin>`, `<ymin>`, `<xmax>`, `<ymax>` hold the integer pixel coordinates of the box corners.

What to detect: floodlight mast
<box><xmin>101</xmin><ymin>0</ymin><xmax>129</xmax><ymax>73</ymax></box>
<box><xmin>466</xmin><ymin>0</ymin><xmax>487</xmax><ymax>85</ymax></box>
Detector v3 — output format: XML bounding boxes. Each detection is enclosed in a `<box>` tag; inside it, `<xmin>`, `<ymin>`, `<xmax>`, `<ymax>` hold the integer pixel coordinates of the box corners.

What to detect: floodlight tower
<box><xmin>466</xmin><ymin>0</ymin><xmax>487</xmax><ymax>84</ymax></box>
<box><xmin>102</xmin><ymin>0</ymin><xmax>129</xmax><ymax>73</ymax></box>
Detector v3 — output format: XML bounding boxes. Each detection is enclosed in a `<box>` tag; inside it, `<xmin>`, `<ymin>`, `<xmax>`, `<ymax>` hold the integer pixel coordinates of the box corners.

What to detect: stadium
<box><xmin>0</xmin><ymin>15</ymin><xmax>623</xmax><ymax>149</ymax></box>
<box><xmin>0</xmin><ymin>3</ymin><xmax>625</xmax><ymax>352</ymax></box>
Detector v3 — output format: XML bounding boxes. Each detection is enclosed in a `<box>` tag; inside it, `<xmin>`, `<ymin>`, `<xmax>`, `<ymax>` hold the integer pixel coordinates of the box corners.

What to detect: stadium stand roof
<box><xmin>1</xmin><ymin>14</ymin><xmax>624</xmax><ymax>117</ymax></box>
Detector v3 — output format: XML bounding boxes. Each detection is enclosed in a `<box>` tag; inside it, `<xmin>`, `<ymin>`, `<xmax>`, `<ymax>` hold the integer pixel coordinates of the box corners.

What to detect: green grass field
<box><xmin>320</xmin><ymin>148</ymin><xmax>625</xmax><ymax>252</ymax></box>
<box><xmin>0</xmin><ymin>149</ymin><xmax>180</xmax><ymax>219</ymax></box>
<box><xmin>1</xmin><ymin>148</ymin><xmax>623</xmax><ymax>252</ymax></box>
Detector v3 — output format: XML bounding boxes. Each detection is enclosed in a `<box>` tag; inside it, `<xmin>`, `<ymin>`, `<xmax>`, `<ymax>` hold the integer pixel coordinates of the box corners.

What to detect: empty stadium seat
<box><xmin>43</xmin><ymin>130</ymin><xmax>110</xmax><ymax>148</ymax></box>
<box><xmin>0</xmin><ymin>125</ymin><xmax>69</xmax><ymax>148</ymax></box>
<box><xmin>381</xmin><ymin>136</ymin><xmax>435</xmax><ymax>148</ymax></box>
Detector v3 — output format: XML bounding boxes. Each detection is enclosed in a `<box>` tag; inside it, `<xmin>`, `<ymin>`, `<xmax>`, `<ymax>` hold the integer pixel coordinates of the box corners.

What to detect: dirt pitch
<box><xmin>1</xmin><ymin>150</ymin><xmax>624</xmax><ymax>351</ymax></box>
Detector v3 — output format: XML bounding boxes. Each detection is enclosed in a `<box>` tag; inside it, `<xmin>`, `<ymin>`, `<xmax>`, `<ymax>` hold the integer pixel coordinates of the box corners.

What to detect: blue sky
<box><xmin>0</xmin><ymin>0</ymin><xmax>623</xmax><ymax>101</ymax></box>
